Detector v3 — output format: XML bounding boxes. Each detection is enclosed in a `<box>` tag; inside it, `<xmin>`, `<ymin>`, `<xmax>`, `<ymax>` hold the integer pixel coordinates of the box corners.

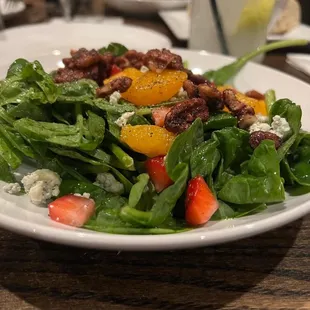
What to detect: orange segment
<box><xmin>120</xmin><ymin>125</ymin><xmax>176</xmax><ymax>158</ymax></box>
<box><xmin>122</xmin><ymin>70</ymin><xmax>188</xmax><ymax>106</ymax></box>
<box><xmin>104</xmin><ymin>67</ymin><xmax>143</xmax><ymax>85</ymax></box>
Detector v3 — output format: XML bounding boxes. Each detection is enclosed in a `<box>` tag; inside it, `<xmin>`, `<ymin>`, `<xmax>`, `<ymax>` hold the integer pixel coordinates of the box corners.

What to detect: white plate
<box><xmin>0</xmin><ymin>0</ymin><xmax>25</xmax><ymax>17</ymax></box>
<box><xmin>159</xmin><ymin>9</ymin><xmax>310</xmax><ymax>43</ymax></box>
<box><xmin>1</xmin><ymin>48</ymin><xmax>310</xmax><ymax>251</ymax></box>
<box><xmin>0</xmin><ymin>19</ymin><xmax>171</xmax><ymax>72</ymax></box>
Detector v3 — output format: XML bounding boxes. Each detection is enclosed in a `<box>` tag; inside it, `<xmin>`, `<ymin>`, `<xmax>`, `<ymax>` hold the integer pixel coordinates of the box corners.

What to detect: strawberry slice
<box><xmin>185</xmin><ymin>176</ymin><xmax>219</xmax><ymax>226</ymax></box>
<box><xmin>110</xmin><ymin>64</ymin><xmax>122</xmax><ymax>76</ymax></box>
<box><xmin>152</xmin><ymin>107</ymin><xmax>171</xmax><ymax>127</ymax></box>
<box><xmin>145</xmin><ymin>155</ymin><xmax>173</xmax><ymax>192</ymax></box>
<box><xmin>48</xmin><ymin>194</ymin><xmax>95</xmax><ymax>227</ymax></box>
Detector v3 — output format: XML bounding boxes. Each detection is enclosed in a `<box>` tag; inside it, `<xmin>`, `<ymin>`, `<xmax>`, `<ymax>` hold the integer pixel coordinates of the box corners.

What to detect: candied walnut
<box><xmin>245</xmin><ymin>90</ymin><xmax>265</xmax><ymax>100</ymax></box>
<box><xmin>164</xmin><ymin>98</ymin><xmax>209</xmax><ymax>134</ymax></box>
<box><xmin>115</xmin><ymin>50</ymin><xmax>145</xmax><ymax>70</ymax></box>
<box><xmin>249</xmin><ymin>131</ymin><xmax>282</xmax><ymax>149</ymax></box>
<box><xmin>144</xmin><ymin>48</ymin><xmax>183</xmax><ymax>73</ymax></box>
<box><xmin>184</xmin><ymin>70</ymin><xmax>208</xmax><ymax>85</ymax></box>
<box><xmin>96</xmin><ymin>76</ymin><xmax>132</xmax><ymax>98</ymax></box>
<box><xmin>198</xmin><ymin>83</ymin><xmax>224</xmax><ymax>111</ymax></box>
<box><xmin>223</xmin><ymin>89</ymin><xmax>257</xmax><ymax>129</ymax></box>
<box><xmin>63</xmin><ymin>48</ymin><xmax>101</xmax><ymax>69</ymax></box>
<box><xmin>183</xmin><ymin>80</ymin><xmax>198</xmax><ymax>98</ymax></box>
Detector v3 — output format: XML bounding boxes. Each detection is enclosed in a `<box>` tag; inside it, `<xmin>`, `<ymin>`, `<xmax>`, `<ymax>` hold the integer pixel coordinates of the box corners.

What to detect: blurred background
<box><xmin>1</xmin><ymin>0</ymin><xmax>309</xmax><ymax>48</ymax></box>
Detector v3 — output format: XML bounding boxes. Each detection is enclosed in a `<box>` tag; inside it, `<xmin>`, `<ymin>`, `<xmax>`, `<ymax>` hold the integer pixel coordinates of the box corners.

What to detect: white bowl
<box><xmin>105</xmin><ymin>0</ymin><xmax>189</xmax><ymax>14</ymax></box>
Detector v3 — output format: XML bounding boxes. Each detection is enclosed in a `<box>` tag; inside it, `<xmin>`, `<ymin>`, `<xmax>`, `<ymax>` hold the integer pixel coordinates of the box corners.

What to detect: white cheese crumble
<box><xmin>74</xmin><ymin>192</ymin><xmax>91</xmax><ymax>199</ymax></box>
<box><xmin>249</xmin><ymin>114</ymin><xmax>290</xmax><ymax>139</ymax></box>
<box><xmin>95</xmin><ymin>172</ymin><xmax>124</xmax><ymax>194</ymax></box>
<box><xmin>109</xmin><ymin>91</ymin><xmax>121</xmax><ymax>105</ymax></box>
<box><xmin>271</xmin><ymin>115</ymin><xmax>291</xmax><ymax>139</ymax></box>
<box><xmin>3</xmin><ymin>183</ymin><xmax>21</xmax><ymax>195</ymax></box>
<box><xmin>115</xmin><ymin>112</ymin><xmax>135</xmax><ymax>127</ymax></box>
<box><xmin>21</xmin><ymin>169</ymin><xmax>62</xmax><ymax>205</ymax></box>
<box><xmin>140</xmin><ymin>65</ymin><xmax>149</xmax><ymax>73</ymax></box>
<box><xmin>170</xmin><ymin>87</ymin><xmax>188</xmax><ymax>102</ymax></box>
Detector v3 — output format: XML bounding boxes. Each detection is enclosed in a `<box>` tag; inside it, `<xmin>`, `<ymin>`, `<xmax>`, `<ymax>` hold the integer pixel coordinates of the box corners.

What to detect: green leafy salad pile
<box><xmin>0</xmin><ymin>40</ymin><xmax>309</xmax><ymax>235</ymax></box>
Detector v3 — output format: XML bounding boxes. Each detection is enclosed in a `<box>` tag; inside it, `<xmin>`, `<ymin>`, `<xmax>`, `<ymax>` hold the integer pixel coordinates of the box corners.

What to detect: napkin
<box><xmin>286</xmin><ymin>53</ymin><xmax>310</xmax><ymax>77</ymax></box>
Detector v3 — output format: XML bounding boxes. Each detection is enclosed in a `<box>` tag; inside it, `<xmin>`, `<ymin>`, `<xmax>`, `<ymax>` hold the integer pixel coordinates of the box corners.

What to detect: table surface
<box><xmin>1</xmin><ymin>12</ymin><xmax>310</xmax><ymax>310</ymax></box>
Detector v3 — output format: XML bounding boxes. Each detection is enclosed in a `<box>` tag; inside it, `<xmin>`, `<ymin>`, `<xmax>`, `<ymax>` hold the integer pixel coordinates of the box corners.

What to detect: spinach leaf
<box><xmin>0</xmin><ymin>155</ymin><xmax>15</xmax><ymax>182</ymax></box>
<box><xmin>0</xmin><ymin>126</ymin><xmax>35</xmax><ymax>158</ymax></box>
<box><xmin>128</xmin><ymin>174</ymin><xmax>150</xmax><ymax>208</ymax></box>
<box><xmin>165</xmin><ymin>119</ymin><xmax>204</xmax><ymax>181</ymax></box>
<box><xmin>108</xmin><ymin>143</ymin><xmax>135</xmax><ymax>171</ymax></box>
<box><xmin>190</xmin><ymin>139</ymin><xmax>220</xmax><ymax>178</ymax></box>
<box><xmin>98</xmin><ymin>43</ymin><xmax>128</xmax><ymax>56</ymax></box>
<box><xmin>203</xmin><ymin>40</ymin><xmax>308</xmax><ymax>85</ymax></box>
<box><xmin>94</xmin><ymin>98</ymin><xmax>137</xmax><ymax>114</ymax></box>
<box><xmin>0</xmin><ymin>107</ymin><xmax>15</xmax><ymax>125</ymax></box>
<box><xmin>265</xmin><ymin>89</ymin><xmax>276</xmax><ymax>115</ymax></box>
<box><xmin>120</xmin><ymin>163</ymin><xmax>189</xmax><ymax>227</ymax></box>
<box><xmin>127</xmin><ymin>114</ymin><xmax>150</xmax><ymax>125</ymax></box>
<box><xmin>233</xmin><ymin>203</ymin><xmax>267</xmax><ymax>218</ymax></box>
<box><xmin>270</xmin><ymin>98</ymin><xmax>301</xmax><ymax>134</ymax></box>
<box><xmin>204</xmin><ymin>112</ymin><xmax>237</xmax><ymax>131</ymax></box>
<box><xmin>7</xmin><ymin>101</ymin><xmax>50</xmax><ymax>121</ymax></box>
<box><xmin>212</xmin><ymin>127</ymin><xmax>251</xmax><ymax>170</ymax></box>
<box><xmin>0</xmin><ymin>129</ymin><xmax>23</xmax><ymax>169</ymax></box>
<box><xmin>57</xmin><ymin>79</ymin><xmax>98</xmax><ymax>104</ymax></box>
<box><xmin>1</xmin><ymin>59</ymin><xmax>58</xmax><ymax>106</ymax></box>
<box><xmin>219</xmin><ymin>140</ymin><xmax>285</xmax><ymax>204</ymax></box>
<box><xmin>211</xmin><ymin>201</ymin><xmax>235</xmax><ymax>220</ymax></box>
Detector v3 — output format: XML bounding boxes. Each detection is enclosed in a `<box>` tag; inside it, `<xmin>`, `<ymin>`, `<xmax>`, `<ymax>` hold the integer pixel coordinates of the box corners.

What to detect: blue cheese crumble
<box><xmin>249</xmin><ymin>114</ymin><xmax>290</xmax><ymax>139</ymax></box>
<box><xmin>95</xmin><ymin>173</ymin><xmax>124</xmax><ymax>194</ymax></box>
<box><xmin>21</xmin><ymin>169</ymin><xmax>62</xmax><ymax>205</ymax></box>
<box><xmin>115</xmin><ymin>112</ymin><xmax>135</xmax><ymax>127</ymax></box>
<box><xmin>3</xmin><ymin>183</ymin><xmax>21</xmax><ymax>195</ymax></box>
<box><xmin>109</xmin><ymin>91</ymin><xmax>121</xmax><ymax>105</ymax></box>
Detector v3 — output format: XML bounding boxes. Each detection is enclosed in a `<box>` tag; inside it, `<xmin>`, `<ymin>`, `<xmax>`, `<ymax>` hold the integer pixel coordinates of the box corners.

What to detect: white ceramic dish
<box><xmin>0</xmin><ymin>0</ymin><xmax>25</xmax><ymax>18</ymax></box>
<box><xmin>105</xmin><ymin>0</ymin><xmax>189</xmax><ymax>14</ymax></box>
<box><xmin>0</xmin><ymin>18</ymin><xmax>171</xmax><ymax>71</ymax></box>
<box><xmin>159</xmin><ymin>9</ymin><xmax>310</xmax><ymax>42</ymax></box>
<box><xmin>1</xmin><ymin>48</ymin><xmax>310</xmax><ymax>251</ymax></box>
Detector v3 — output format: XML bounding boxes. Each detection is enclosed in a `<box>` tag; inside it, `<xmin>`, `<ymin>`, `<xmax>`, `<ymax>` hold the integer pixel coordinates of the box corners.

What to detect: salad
<box><xmin>0</xmin><ymin>40</ymin><xmax>309</xmax><ymax>235</ymax></box>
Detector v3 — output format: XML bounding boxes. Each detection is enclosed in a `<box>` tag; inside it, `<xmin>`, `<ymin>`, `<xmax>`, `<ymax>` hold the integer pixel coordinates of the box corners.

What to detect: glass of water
<box><xmin>189</xmin><ymin>0</ymin><xmax>280</xmax><ymax>59</ymax></box>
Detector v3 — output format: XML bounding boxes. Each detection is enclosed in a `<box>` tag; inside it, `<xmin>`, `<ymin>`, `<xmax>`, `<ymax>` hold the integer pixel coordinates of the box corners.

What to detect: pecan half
<box><xmin>249</xmin><ymin>131</ymin><xmax>282</xmax><ymax>149</ymax></box>
<box><xmin>164</xmin><ymin>98</ymin><xmax>209</xmax><ymax>134</ymax></box>
<box><xmin>183</xmin><ymin>80</ymin><xmax>198</xmax><ymax>98</ymax></box>
<box><xmin>115</xmin><ymin>50</ymin><xmax>145</xmax><ymax>70</ymax></box>
<box><xmin>96</xmin><ymin>76</ymin><xmax>132</xmax><ymax>98</ymax></box>
<box><xmin>198</xmin><ymin>83</ymin><xmax>224</xmax><ymax>111</ymax></box>
<box><xmin>144</xmin><ymin>48</ymin><xmax>183</xmax><ymax>73</ymax></box>
<box><xmin>223</xmin><ymin>89</ymin><xmax>257</xmax><ymax>129</ymax></box>
<box><xmin>245</xmin><ymin>90</ymin><xmax>265</xmax><ymax>100</ymax></box>
<box><xmin>54</xmin><ymin>65</ymin><xmax>99</xmax><ymax>84</ymax></box>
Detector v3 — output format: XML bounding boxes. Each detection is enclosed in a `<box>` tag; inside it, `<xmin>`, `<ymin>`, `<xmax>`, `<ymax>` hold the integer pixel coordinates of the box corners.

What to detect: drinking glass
<box><xmin>189</xmin><ymin>0</ymin><xmax>280</xmax><ymax>59</ymax></box>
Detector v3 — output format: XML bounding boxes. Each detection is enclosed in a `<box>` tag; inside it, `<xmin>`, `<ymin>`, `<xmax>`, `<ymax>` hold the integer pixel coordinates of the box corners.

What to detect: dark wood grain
<box><xmin>1</xmin><ymin>9</ymin><xmax>310</xmax><ymax>310</ymax></box>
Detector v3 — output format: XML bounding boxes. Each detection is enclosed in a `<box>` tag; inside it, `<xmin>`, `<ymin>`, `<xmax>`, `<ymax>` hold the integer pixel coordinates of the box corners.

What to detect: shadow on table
<box><xmin>0</xmin><ymin>219</ymin><xmax>303</xmax><ymax>310</ymax></box>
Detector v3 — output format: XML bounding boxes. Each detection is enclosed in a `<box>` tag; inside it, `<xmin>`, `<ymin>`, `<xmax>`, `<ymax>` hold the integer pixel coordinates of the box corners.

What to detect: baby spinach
<box><xmin>190</xmin><ymin>139</ymin><xmax>220</xmax><ymax>178</ymax></box>
<box><xmin>98</xmin><ymin>42</ymin><xmax>128</xmax><ymax>57</ymax></box>
<box><xmin>203</xmin><ymin>40</ymin><xmax>308</xmax><ymax>85</ymax></box>
<box><xmin>212</xmin><ymin>127</ymin><xmax>251</xmax><ymax>170</ymax></box>
<box><xmin>204</xmin><ymin>112</ymin><xmax>237</xmax><ymax>131</ymax></box>
<box><xmin>128</xmin><ymin>174</ymin><xmax>150</xmax><ymax>208</ymax></box>
<box><xmin>120</xmin><ymin>163</ymin><xmax>189</xmax><ymax>227</ymax></box>
<box><xmin>219</xmin><ymin>140</ymin><xmax>285</xmax><ymax>204</ymax></box>
<box><xmin>265</xmin><ymin>89</ymin><xmax>276</xmax><ymax>115</ymax></box>
<box><xmin>165</xmin><ymin>119</ymin><xmax>204</xmax><ymax>181</ymax></box>
<box><xmin>211</xmin><ymin>201</ymin><xmax>235</xmax><ymax>220</ymax></box>
<box><xmin>0</xmin><ymin>155</ymin><xmax>15</xmax><ymax>183</ymax></box>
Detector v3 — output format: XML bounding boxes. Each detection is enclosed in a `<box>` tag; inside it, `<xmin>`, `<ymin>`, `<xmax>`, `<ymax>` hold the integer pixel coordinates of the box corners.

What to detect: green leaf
<box><xmin>211</xmin><ymin>201</ymin><xmax>235</xmax><ymax>220</ymax></box>
<box><xmin>98</xmin><ymin>42</ymin><xmax>128</xmax><ymax>56</ymax></box>
<box><xmin>212</xmin><ymin>127</ymin><xmax>251</xmax><ymax>170</ymax></box>
<box><xmin>265</xmin><ymin>89</ymin><xmax>276</xmax><ymax>115</ymax></box>
<box><xmin>204</xmin><ymin>112</ymin><xmax>237</xmax><ymax>131</ymax></box>
<box><xmin>190</xmin><ymin>139</ymin><xmax>221</xmax><ymax>178</ymax></box>
<box><xmin>165</xmin><ymin>119</ymin><xmax>204</xmax><ymax>181</ymax></box>
<box><xmin>128</xmin><ymin>174</ymin><xmax>150</xmax><ymax>208</ymax></box>
<box><xmin>203</xmin><ymin>40</ymin><xmax>309</xmax><ymax>85</ymax></box>
<box><xmin>0</xmin><ymin>155</ymin><xmax>15</xmax><ymax>182</ymax></box>
<box><xmin>219</xmin><ymin>140</ymin><xmax>285</xmax><ymax>204</ymax></box>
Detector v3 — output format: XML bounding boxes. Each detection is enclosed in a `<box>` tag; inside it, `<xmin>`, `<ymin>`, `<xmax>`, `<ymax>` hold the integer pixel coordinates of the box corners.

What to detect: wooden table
<box><xmin>1</xmin><ymin>12</ymin><xmax>310</xmax><ymax>310</ymax></box>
